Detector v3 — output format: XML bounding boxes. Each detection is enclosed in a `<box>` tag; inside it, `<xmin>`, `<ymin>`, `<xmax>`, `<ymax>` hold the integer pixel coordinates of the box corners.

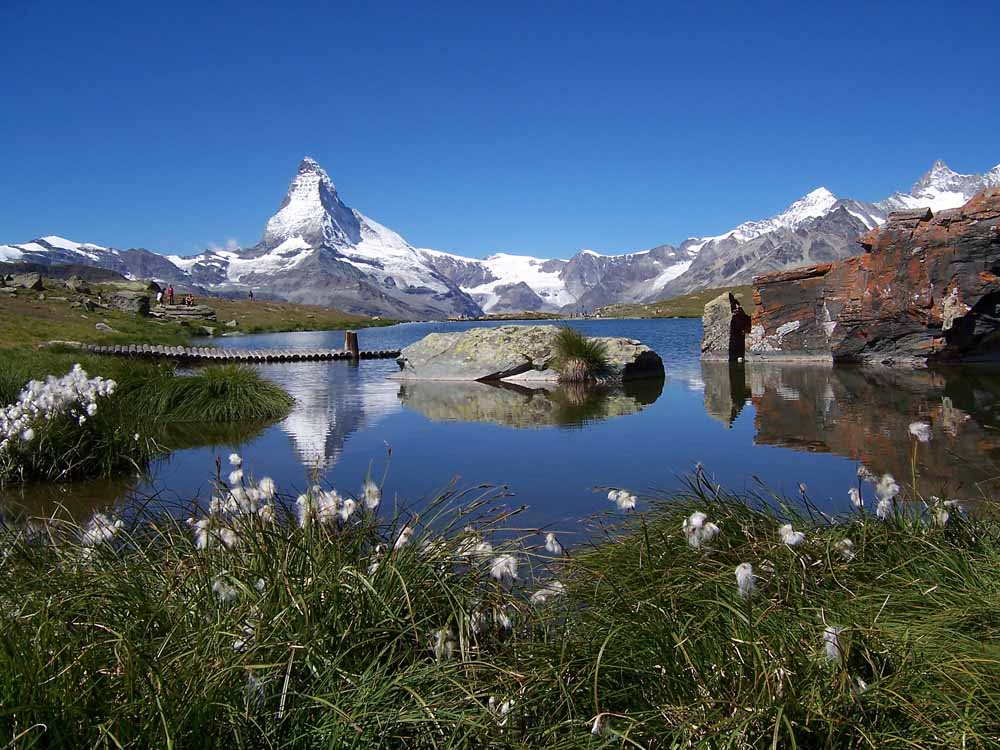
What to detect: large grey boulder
<box><xmin>12</xmin><ymin>273</ymin><xmax>44</xmax><ymax>291</ymax></box>
<box><xmin>701</xmin><ymin>293</ymin><xmax>752</xmax><ymax>362</ymax></box>
<box><xmin>394</xmin><ymin>325</ymin><xmax>664</xmax><ymax>382</ymax></box>
<box><xmin>109</xmin><ymin>290</ymin><xmax>150</xmax><ymax>316</ymax></box>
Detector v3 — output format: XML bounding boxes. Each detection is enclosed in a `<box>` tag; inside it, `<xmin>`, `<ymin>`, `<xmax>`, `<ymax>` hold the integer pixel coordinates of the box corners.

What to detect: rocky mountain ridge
<box><xmin>3</xmin><ymin>158</ymin><xmax>997</xmax><ymax>319</ymax></box>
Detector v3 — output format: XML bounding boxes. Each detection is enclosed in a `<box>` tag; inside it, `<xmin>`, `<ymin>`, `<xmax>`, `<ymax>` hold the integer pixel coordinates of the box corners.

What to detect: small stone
<box><xmin>226</xmin><ymin>319</ymin><xmax>239</xmax><ymax>328</ymax></box>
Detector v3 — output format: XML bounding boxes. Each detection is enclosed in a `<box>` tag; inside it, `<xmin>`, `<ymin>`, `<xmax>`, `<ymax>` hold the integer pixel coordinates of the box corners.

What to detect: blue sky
<box><xmin>1</xmin><ymin>0</ymin><xmax>996</xmax><ymax>259</ymax></box>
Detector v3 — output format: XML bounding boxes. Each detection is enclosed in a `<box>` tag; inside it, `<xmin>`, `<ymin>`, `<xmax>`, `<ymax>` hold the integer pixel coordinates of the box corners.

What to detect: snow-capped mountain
<box><xmin>3</xmin><ymin>158</ymin><xmax>997</xmax><ymax>318</ymax></box>
<box><xmin>879</xmin><ymin>159</ymin><xmax>1000</xmax><ymax>213</ymax></box>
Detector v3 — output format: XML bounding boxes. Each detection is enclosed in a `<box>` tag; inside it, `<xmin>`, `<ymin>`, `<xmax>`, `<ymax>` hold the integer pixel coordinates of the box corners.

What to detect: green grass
<box><xmin>595</xmin><ymin>284</ymin><xmax>755</xmax><ymax>319</ymax></box>
<box><xmin>0</xmin><ymin>279</ymin><xmax>392</xmax><ymax>349</ymax></box>
<box><xmin>0</xmin><ymin>349</ymin><xmax>292</xmax><ymax>486</ymax></box>
<box><xmin>2</xmin><ymin>470</ymin><xmax>996</xmax><ymax>748</ymax></box>
<box><xmin>552</xmin><ymin>326</ymin><xmax>609</xmax><ymax>381</ymax></box>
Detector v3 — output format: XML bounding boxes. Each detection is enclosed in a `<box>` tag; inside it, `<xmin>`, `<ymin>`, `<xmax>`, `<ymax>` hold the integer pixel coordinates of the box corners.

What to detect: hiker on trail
<box><xmin>248</xmin><ymin>289</ymin><xmax>254</xmax><ymax>302</ymax></box>
<box><xmin>156</xmin><ymin>290</ymin><xmax>163</xmax><ymax>305</ymax></box>
<box><xmin>166</xmin><ymin>285</ymin><xmax>174</xmax><ymax>305</ymax></box>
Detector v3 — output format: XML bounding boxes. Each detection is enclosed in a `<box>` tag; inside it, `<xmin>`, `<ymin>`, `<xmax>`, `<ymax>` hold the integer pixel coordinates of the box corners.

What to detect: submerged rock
<box><xmin>394</xmin><ymin>325</ymin><xmax>664</xmax><ymax>382</ymax></box>
<box><xmin>749</xmin><ymin>188</ymin><xmax>1000</xmax><ymax>364</ymax></box>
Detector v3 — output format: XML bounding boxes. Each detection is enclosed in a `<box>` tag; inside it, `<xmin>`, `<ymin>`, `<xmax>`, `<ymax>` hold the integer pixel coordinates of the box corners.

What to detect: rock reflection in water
<box><xmin>702</xmin><ymin>361</ymin><xmax>1000</xmax><ymax>501</ymax></box>
<box><xmin>398</xmin><ymin>376</ymin><xmax>664</xmax><ymax>429</ymax></box>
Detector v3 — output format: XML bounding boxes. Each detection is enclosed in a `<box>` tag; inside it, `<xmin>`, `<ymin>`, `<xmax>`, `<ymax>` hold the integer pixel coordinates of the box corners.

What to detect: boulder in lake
<box><xmin>394</xmin><ymin>325</ymin><xmax>664</xmax><ymax>382</ymax></box>
<box><xmin>701</xmin><ymin>292</ymin><xmax>752</xmax><ymax>361</ymax></box>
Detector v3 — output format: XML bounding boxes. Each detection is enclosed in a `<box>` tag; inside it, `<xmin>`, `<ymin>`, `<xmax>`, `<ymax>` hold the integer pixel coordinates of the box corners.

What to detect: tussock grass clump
<box><xmin>1</xmin><ymin>467</ymin><xmax>998</xmax><ymax>748</ymax></box>
<box><xmin>552</xmin><ymin>326</ymin><xmax>608</xmax><ymax>382</ymax></box>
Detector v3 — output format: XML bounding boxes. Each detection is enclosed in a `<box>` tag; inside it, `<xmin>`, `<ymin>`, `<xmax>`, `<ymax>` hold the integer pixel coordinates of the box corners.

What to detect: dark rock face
<box><xmin>701</xmin><ymin>292</ymin><xmax>752</xmax><ymax>361</ymax></box>
<box><xmin>109</xmin><ymin>291</ymin><xmax>150</xmax><ymax>316</ymax></box>
<box><xmin>749</xmin><ymin>189</ymin><xmax>1000</xmax><ymax>364</ymax></box>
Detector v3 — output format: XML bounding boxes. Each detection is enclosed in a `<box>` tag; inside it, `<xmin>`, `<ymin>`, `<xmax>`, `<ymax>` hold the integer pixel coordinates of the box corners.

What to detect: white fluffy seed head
<box><xmin>848</xmin><ymin>487</ymin><xmax>863</xmax><ymax>509</ymax></box>
<box><xmin>908</xmin><ymin>421</ymin><xmax>932</xmax><ymax>443</ymax></box>
<box><xmin>778</xmin><ymin>523</ymin><xmax>806</xmax><ymax>547</ymax></box>
<box><xmin>544</xmin><ymin>532</ymin><xmax>563</xmax><ymax>555</ymax></box>
<box><xmin>489</xmin><ymin>554</ymin><xmax>518</xmax><ymax>582</ymax></box>
<box><xmin>735</xmin><ymin>562</ymin><xmax>755</xmax><ymax>599</ymax></box>
<box><xmin>823</xmin><ymin>625</ymin><xmax>844</xmax><ymax>662</ymax></box>
<box><xmin>228</xmin><ymin>453</ymin><xmax>242</xmax><ymax>467</ymax></box>
<box><xmin>363</xmin><ymin>479</ymin><xmax>381</xmax><ymax>510</ymax></box>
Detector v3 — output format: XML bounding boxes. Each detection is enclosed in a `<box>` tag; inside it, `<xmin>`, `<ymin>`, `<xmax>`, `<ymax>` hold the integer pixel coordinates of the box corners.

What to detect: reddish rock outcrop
<box><xmin>748</xmin><ymin>188</ymin><xmax>1000</xmax><ymax>364</ymax></box>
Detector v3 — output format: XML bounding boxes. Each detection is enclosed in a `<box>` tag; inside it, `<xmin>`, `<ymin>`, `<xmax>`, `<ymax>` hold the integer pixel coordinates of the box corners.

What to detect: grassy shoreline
<box><xmin>2</xmin><ymin>469</ymin><xmax>996</xmax><ymax>748</ymax></box>
<box><xmin>0</xmin><ymin>349</ymin><xmax>292</xmax><ymax>487</ymax></box>
<box><xmin>1</xmin><ymin>278</ymin><xmax>393</xmax><ymax>349</ymax></box>
<box><xmin>594</xmin><ymin>284</ymin><xmax>754</xmax><ymax>319</ymax></box>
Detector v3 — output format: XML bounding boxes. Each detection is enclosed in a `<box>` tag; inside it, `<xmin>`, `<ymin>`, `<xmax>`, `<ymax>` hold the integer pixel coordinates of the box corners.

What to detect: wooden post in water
<box><xmin>345</xmin><ymin>330</ymin><xmax>359</xmax><ymax>359</ymax></box>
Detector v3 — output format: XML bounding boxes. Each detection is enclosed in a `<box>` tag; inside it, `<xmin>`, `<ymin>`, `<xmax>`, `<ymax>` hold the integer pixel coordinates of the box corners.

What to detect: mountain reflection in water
<box><xmin>701</xmin><ymin>361</ymin><xmax>1000</xmax><ymax>503</ymax></box>
<box><xmin>7</xmin><ymin>320</ymin><xmax>1000</xmax><ymax>524</ymax></box>
<box><xmin>397</xmin><ymin>376</ymin><xmax>665</xmax><ymax>429</ymax></box>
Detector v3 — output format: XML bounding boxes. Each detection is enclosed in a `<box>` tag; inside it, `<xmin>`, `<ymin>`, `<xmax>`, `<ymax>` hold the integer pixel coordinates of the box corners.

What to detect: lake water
<box><xmin>8</xmin><ymin>319</ymin><xmax>1000</xmax><ymax>532</ymax></box>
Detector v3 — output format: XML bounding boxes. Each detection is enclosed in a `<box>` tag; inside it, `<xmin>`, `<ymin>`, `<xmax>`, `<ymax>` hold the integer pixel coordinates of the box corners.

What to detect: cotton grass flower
<box><xmin>228</xmin><ymin>453</ymin><xmax>242</xmax><ymax>467</ymax></box>
<box><xmin>848</xmin><ymin>487</ymin><xmax>863</xmax><ymax>510</ymax></box>
<box><xmin>876</xmin><ymin>498</ymin><xmax>893</xmax><ymax>520</ymax></box>
<box><xmin>608</xmin><ymin>489</ymin><xmax>637</xmax><ymax>511</ymax></box>
<box><xmin>876</xmin><ymin>474</ymin><xmax>899</xmax><ymax>502</ymax></box>
<box><xmin>362</xmin><ymin>478</ymin><xmax>381</xmax><ymax>510</ymax></box>
<box><xmin>212</xmin><ymin>575</ymin><xmax>238</xmax><ymax>603</ymax></box>
<box><xmin>257</xmin><ymin>477</ymin><xmax>276</xmax><ymax>499</ymax></box>
<box><xmin>735</xmin><ymin>562</ymin><xmax>755</xmax><ymax>599</ymax></box>
<box><xmin>21</xmin><ymin>428</ymin><xmax>35</xmax><ymax>443</ymax></box>
<box><xmin>488</xmin><ymin>696</ymin><xmax>515</xmax><ymax>728</ymax></box>
<box><xmin>530</xmin><ymin>579</ymin><xmax>566</xmax><ymax>605</ymax></box>
<box><xmin>908</xmin><ymin>421</ymin><xmax>932</xmax><ymax>443</ymax></box>
<box><xmin>338</xmin><ymin>498</ymin><xmax>357</xmax><ymax>522</ymax></box>
<box><xmin>778</xmin><ymin>523</ymin><xmax>806</xmax><ymax>547</ymax></box>
<box><xmin>590</xmin><ymin>713</ymin><xmax>608</xmax><ymax>736</ymax></box>
<box><xmin>187</xmin><ymin>517</ymin><xmax>212</xmax><ymax>550</ymax></box>
<box><xmin>81</xmin><ymin>512</ymin><xmax>123</xmax><ymax>548</ymax></box>
<box><xmin>228</xmin><ymin>468</ymin><xmax>243</xmax><ymax>485</ymax></box>
<box><xmin>823</xmin><ymin>625</ymin><xmax>844</xmax><ymax>663</ymax></box>
<box><xmin>544</xmin><ymin>532</ymin><xmax>563</xmax><ymax>555</ymax></box>
<box><xmin>683</xmin><ymin>511</ymin><xmax>720</xmax><ymax>549</ymax></box>
<box><xmin>432</xmin><ymin>628</ymin><xmax>456</xmax><ymax>661</ymax></box>
<box><xmin>834</xmin><ymin>538</ymin><xmax>856</xmax><ymax>561</ymax></box>
<box><xmin>394</xmin><ymin>525</ymin><xmax>414</xmax><ymax>550</ymax></box>
<box><xmin>490</xmin><ymin>553</ymin><xmax>518</xmax><ymax>583</ymax></box>
<box><xmin>857</xmin><ymin>465</ymin><xmax>875</xmax><ymax>483</ymax></box>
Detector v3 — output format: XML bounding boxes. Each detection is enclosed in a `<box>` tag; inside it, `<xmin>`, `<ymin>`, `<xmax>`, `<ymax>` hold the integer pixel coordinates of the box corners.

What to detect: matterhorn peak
<box><xmin>261</xmin><ymin>157</ymin><xmax>359</xmax><ymax>249</ymax></box>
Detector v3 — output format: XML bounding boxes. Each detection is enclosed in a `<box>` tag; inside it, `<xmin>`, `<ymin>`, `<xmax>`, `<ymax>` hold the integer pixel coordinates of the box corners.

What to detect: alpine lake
<box><xmin>7</xmin><ymin>318</ymin><xmax>1000</xmax><ymax>537</ymax></box>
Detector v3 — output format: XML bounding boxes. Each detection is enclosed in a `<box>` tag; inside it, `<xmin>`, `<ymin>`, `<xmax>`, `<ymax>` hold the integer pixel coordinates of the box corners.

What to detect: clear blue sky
<box><xmin>1</xmin><ymin>0</ymin><xmax>995</xmax><ymax>258</ymax></box>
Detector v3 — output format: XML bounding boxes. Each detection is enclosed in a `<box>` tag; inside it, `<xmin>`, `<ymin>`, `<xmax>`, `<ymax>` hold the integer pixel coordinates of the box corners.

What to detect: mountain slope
<box><xmin>3</xmin><ymin>157</ymin><xmax>997</xmax><ymax>317</ymax></box>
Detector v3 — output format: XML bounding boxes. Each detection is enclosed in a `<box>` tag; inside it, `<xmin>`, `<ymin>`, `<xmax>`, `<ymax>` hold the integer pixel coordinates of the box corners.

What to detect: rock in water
<box><xmin>749</xmin><ymin>188</ymin><xmax>1000</xmax><ymax>365</ymax></box>
<box><xmin>701</xmin><ymin>293</ymin><xmax>752</xmax><ymax>361</ymax></box>
<box><xmin>394</xmin><ymin>325</ymin><xmax>664</xmax><ymax>382</ymax></box>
